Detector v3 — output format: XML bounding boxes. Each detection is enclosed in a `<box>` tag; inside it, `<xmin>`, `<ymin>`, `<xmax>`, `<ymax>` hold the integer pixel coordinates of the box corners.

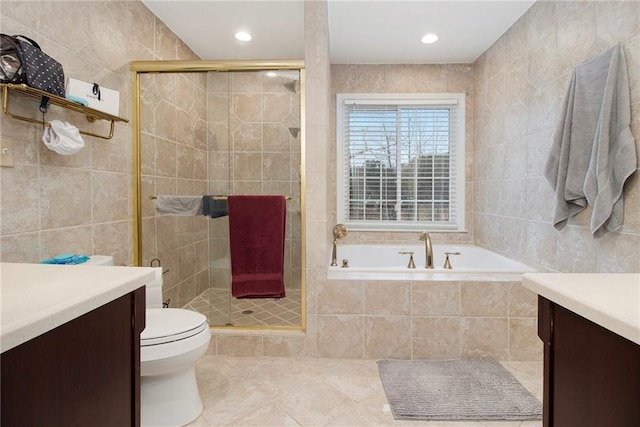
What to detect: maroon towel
<box><xmin>227</xmin><ymin>195</ymin><xmax>286</xmax><ymax>298</ymax></box>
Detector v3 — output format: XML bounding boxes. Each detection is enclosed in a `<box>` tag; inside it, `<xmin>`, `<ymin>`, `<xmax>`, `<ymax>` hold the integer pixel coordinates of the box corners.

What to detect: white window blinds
<box><xmin>337</xmin><ymin>94</ymin><xmax>465</xmax><ymax>231</ymax></box>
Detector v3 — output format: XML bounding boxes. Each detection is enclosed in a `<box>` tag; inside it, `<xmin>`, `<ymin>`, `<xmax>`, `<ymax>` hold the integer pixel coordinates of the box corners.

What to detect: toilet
<box><xmin>81</xmin><ymin>256</ymin><xmax>211</xmax><ymax>426</ymax></box>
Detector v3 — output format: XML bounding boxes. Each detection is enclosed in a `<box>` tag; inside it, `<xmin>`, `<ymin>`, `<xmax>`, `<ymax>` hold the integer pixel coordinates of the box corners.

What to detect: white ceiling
<box><xmin>142</xmin><ymin>0</ymin><xmax>535</xmax><ymax>64</ymax></box>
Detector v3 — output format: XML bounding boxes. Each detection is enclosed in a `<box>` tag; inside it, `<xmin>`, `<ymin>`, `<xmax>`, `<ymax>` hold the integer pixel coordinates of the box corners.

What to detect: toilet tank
<box><xmin>79</xmin><ymin>255</ymin><xmax>163</xmax><ymax>309</ymax></box>
<box><xmin>81</xmin><ymin>255</ymin><xmax>115</xmax><ymax>266</ymax></box>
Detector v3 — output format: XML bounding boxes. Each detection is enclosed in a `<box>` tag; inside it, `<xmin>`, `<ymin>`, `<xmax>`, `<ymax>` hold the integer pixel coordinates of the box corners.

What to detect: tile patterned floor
<box><xmin>186</xmin><ymin>356</ymin><xmax>543</xmax><ymax>427</ymax></box>
<box><xmin>184</xmin><ymin>289</ymin><xmax>302</xmax><ymax>327</ymax></box>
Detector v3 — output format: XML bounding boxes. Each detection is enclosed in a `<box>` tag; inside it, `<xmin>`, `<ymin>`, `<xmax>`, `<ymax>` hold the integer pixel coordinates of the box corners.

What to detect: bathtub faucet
<box><xmin>419</xmin><ymin>232</ymin><xmax>434</xmax><ymax>269</ymax></box>
<box><xmin>331</xmin><ymin>224</ymin><xmax>348</xmax><ymax>266</ymax></box>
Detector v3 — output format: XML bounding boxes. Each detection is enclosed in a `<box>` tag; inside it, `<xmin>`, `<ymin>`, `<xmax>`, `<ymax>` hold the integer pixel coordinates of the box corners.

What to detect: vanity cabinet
<box><xmin>538</xmin><ymin>295</ymin><xmax>640</xmax><ymax>427</ymax></box>
<box><xmin>1</xmin><ymin>287</ymin><xmax>145</xmax><ymax>427</ymax></box>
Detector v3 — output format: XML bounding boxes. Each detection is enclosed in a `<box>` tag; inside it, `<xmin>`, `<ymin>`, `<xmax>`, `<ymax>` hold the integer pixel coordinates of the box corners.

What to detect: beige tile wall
<box><xmin>0</xmin><ymin>1</ymin><xmax>198</xmax><ymax>266</ymax></box>
<box><xmin>139</xmin><ymin>72</ymin><xmax>210</xmax><ymax>307</ymax></box>
<box><xmin>473</xmin><ymin>0</ymin><xmax>640</xmax><ymax>273</ymax></box>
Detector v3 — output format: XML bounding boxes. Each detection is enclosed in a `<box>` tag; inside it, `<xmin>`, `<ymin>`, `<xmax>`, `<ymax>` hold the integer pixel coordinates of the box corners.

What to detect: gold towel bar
<box><xmin>150</xmin><ymin>195</ymin><xmax>292</xmax><ymax>200</ymax></box>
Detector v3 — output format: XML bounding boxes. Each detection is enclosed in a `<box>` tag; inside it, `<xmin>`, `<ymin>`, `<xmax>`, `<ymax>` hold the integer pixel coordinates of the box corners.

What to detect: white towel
<box><xmin>155</xmin><ymin>195</ymin><xmax>202</xmax><ymax>216</ymax></box>
<box><xmin>544</xmin><ymin>45</ymin><xmax>637</xmax><ymax>235</ymax></box>
<box><xmin>42</xmin><ymin>120</ymin><xmax>85</xmax><ymax>155</ymax></box>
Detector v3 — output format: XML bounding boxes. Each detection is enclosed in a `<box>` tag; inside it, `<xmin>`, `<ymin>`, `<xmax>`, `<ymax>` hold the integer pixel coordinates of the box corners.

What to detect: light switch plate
<box><xmin>1</xmin><ymin>138</ymin><xmax>15</xmax><ymax>167</ymax></box>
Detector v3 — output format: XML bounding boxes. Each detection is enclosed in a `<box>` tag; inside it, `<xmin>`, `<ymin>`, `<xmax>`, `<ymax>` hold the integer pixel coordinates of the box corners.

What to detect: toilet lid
<box><xmin>141</xmin><ymin>308</ymin><xmax>209</xmax><ymax>346</ymax></box>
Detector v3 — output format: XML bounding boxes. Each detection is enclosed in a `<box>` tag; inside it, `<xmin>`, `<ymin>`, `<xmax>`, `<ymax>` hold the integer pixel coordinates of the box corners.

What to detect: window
<box><xmin>337</xmin><ymin>93</ymin><xmax>465</xmax><ymax>231</ymax></box>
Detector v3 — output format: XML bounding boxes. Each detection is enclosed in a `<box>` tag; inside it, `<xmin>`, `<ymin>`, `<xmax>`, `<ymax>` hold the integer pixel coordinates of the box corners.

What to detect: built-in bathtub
<box><xmin>328</xmin><ymin>244</ymin><xmax>536</xmax><ymax>281</ymax></box>
<box><xmin>321</xmin><ymin>243</ymin><xmax>542</xmax><ymax>361</ymax></box>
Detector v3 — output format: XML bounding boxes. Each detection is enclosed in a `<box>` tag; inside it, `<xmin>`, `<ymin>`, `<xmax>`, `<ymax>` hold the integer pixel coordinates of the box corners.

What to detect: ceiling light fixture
<box><xmin>234</xmin><ymin>31</ymin><xmax>252</xmax><ymax>42</ymax></box>
<box><xmin>421</xmin><ymin>33</ymin><xmax>439</xmax><ymax>44</ymax></box>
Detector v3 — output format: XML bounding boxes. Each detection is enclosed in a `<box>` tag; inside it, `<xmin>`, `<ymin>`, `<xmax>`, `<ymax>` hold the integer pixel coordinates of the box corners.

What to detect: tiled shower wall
<box><xmin>473</xmin><ymin>0</ymin><xmax>640</xmax><ymax>273</ymax></box>
<box><xmin>0</xmin><ymin>1</ymin><xmax>198</xmax><ymax>265</ymax></box>
<box><xmin>139</xmin><ymin>72</ymin><xmax>210</xmax><ymax>307</ymax></box>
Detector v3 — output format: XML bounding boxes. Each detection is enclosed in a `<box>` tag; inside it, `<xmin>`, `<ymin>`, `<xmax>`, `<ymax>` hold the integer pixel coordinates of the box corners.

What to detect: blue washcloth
<box><xmin>41</xmin><ymin>253</ymin><xmax>90</xmax><ymax>265</ymax></box>
<box><xmin>65</xmin><ymin>95</ymin><xmax>89</xmax><ymax>106</ymax></box>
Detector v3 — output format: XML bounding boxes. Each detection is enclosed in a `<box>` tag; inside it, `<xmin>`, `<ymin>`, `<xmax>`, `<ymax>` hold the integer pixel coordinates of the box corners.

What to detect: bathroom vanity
<box><xmin>0</xmin><ymin>263</ymin><xmax>155</xmax><ymax>427</ymax></box>
<box><xmin>523</xmin><ymin>273</ymin><xmax>640</xmax><ymax>427</ymax></box>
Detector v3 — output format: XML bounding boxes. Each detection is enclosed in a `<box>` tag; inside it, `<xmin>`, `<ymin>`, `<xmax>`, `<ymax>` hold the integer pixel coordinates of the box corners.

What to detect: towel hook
<box><xmin>39</xmin><ymin>96</ymin><xmax>49</xmax><ymax>129</ymax></box>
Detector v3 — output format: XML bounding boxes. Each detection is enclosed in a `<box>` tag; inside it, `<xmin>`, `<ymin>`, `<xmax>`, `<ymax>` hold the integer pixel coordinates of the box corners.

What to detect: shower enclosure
<box><xmin>132</xmin><ymin>60</ymin><xmax>305</xmax><ymax>330</ymax></box>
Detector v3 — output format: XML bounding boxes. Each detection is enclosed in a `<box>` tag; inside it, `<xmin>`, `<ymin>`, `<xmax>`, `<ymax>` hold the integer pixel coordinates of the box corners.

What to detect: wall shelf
<box><xmin>1</xmin><ymin>83</ymin><xmax>128</xmax><ymax>140</ymax></box>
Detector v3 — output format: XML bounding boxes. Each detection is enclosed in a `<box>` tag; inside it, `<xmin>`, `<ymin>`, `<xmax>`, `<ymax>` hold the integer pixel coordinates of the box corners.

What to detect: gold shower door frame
<box><xmin>131</xmin><ymin>60</ymin><xmax>306</xmax><ymax>331</ymax></box>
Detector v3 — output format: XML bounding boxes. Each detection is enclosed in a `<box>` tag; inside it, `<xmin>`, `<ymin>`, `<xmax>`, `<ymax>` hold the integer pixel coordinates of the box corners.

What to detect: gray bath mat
<box><xmin>377</xmin><ymin>359</ymin><xmax>542</xmax><ymax>421</ymax></box>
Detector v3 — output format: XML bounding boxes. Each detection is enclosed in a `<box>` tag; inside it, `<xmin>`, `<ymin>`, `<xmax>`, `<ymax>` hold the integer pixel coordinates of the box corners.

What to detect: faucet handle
<box><xmin>399</xmin><ymin>251</ymin><xmax>416</xmax><ymax>269</ymax></box>
<box><xmin>443</xmin><ymin>251</ymin><xmax>461</xmax><ymax>269</ymax></box>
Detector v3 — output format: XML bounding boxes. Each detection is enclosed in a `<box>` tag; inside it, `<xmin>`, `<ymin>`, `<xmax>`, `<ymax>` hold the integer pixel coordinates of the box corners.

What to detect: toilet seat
<box><xmin>141</xmin><ymin>308</ymin><xmax>208</xmax><ymax>347</ymax></box>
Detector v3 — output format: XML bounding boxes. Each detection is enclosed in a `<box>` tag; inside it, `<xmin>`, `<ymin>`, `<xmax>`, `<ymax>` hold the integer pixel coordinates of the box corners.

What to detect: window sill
<box><xmin>342</xmin><ymin>222</ymin><xmax>468</xmax><ymax>233</ymax></box>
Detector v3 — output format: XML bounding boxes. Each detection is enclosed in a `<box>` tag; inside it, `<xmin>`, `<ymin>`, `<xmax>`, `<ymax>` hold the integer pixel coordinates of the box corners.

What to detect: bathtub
<box><xmin>327</xmin><ymin>244</ymin><xmax>536</xmax><ymax>281</ymax></box>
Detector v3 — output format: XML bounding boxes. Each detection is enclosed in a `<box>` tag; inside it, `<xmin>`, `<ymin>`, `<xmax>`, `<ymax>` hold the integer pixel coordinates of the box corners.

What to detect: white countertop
<box><xmin>1</xmin><ymin>263</ymin><xmax>155</xmax><ymax>353</ymax></box>
<box><xmin>522</xmin><ymin>273</ymin><xmax>640</xmax><ymax>345</ymax></box>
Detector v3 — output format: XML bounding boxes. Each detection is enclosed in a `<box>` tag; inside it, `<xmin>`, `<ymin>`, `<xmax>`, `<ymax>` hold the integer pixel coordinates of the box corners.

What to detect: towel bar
<box><xmin>1</xmin><ymin>83</ymin><xmax>128</xmax><ymax>140</ymax></box>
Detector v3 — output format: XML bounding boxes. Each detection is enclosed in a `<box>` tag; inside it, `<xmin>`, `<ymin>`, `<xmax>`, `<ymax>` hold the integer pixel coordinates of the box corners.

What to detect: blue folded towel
<box><xmin>41</xmin><ymin>253</ymin><xmax>89</xmax><ymax>265</ymax></box>
<box><xmin>65</xmin><ymin>95</ymin><xmax>89</xmax><ymax>106</ymax></box>
<box><xmin>202</xmin><ymin>195</ymin><xmax>229</xmax><ymax>218</ymax></box>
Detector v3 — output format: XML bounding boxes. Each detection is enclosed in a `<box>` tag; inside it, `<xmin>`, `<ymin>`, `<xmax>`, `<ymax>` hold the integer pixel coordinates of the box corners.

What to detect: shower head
<box><xmin>288</xmin><ymin>127</ymin><xmax>300</xmax><ymax>138</ymax></box>
<box><xmin>265</xmin><ymin>70</ymin><xmax>299</xmax><ymax>93</ymax></box>
<box><xmin>283</xmin><ymin>80</ymin><xmax>298</xmax><ymax>93</ymax></box>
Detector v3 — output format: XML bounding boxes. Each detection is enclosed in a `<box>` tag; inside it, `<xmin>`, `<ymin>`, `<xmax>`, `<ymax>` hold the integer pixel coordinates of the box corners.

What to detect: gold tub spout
<box><xmin>331</xmin><ymin>240</ymin><xmax>338</xmax><ymax>266</ymax></box>
<box><xmin>331</xmin><ymin>224</ymin><xmax>348</xmax><ymax>266</ymax></box>
<box><xmin>419</xmin><ymin>232</ymin><xmax>434</xmax><ymax>269</ymax></box>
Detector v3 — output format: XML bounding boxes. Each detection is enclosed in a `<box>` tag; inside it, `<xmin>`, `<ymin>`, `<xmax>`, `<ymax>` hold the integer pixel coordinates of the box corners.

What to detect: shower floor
<box><xmin>184</xmin><ymin>288</ymin><xmax>302</xmax><ymax>327</ymax></box>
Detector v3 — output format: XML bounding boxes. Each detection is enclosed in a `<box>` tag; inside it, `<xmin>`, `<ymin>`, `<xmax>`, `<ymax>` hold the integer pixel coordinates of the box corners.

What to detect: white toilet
<box><xmin>82</xmin><ymin>256</ymin><xmax>211</xmax><ymax>426</ymax></box>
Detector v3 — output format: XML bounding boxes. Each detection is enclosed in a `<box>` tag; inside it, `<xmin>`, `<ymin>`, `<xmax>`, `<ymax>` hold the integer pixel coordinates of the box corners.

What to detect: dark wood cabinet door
<box><xmin>1</xmin><ymin>288</ymin><xmax>145</xmax><ymax>427</ymax></box>
<box><xmin>539</xmin><ymin>296</ymin><xmax>640</xmax><ymax>427</ymax></box>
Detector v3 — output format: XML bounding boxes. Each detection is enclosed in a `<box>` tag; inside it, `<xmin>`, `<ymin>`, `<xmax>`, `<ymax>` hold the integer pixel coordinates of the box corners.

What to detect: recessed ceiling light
<box><xmin>421</xmin><ymin>33</ymin><xmax>439</xmax><ymax>44</ymax></box>
<box><xmin>235</xmin><ymin>31</ymin><xmax>252</xmax><ymax>42</ymax></box>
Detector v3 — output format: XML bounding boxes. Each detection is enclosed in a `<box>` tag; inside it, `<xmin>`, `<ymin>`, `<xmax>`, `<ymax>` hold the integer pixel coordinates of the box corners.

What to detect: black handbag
<box><xmin>0</xmin><ymin>34</ymin><xmax>65</xmax><ymax>97</ymax></box>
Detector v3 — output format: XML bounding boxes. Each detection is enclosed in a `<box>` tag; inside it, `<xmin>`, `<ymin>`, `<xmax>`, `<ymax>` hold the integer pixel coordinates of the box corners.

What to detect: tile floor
<box><xmin>186</xmin><ymin>356</ymin><xmax>543</xmax><ymax>427</ymax></box>
<box><xmin>185</xmin><ymin>289</ymin><xmax>302</xmax><ymax>327</ymax></box>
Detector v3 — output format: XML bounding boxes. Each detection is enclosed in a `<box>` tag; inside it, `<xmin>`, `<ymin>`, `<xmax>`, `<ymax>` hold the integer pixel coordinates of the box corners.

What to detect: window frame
<box><xmin>336</xmin><ymin>93</ymin><xmax>466</xmax><ymax>232</ymax></box>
